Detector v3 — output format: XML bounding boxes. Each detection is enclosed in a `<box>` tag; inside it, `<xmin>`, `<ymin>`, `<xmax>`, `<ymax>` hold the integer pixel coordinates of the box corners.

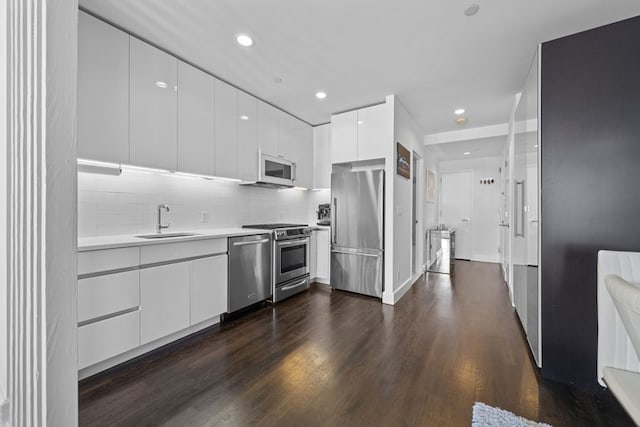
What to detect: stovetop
<box><xmin>243</xmin><ymin>223</ymin><xmax>307</xmax><ymax>230</ymax></box>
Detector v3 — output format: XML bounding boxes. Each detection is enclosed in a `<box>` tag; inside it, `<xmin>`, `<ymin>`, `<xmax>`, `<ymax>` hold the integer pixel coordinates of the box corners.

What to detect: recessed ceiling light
<box><xmin>240</xmin><ymin>115</ymin><xmax>249</xmax><ymax>121</ymax></box>
<box><xmin>464</xmin><ymin>152</ymin><xmax>471</xmax><ymax>156</ymax></box>
<box><xmin>155</xmin><ymin>81</ymin><xmax>168</xmax><ymax>89</ymax></box>
<box><xmin>235</xmin><ymin>33</ymin><xmax>254</xmax><ymax>47</ymax></box>
<box><xmin>464</xmin><ymin>3</ymin><xmax>480</xmax><ymax>16</ymax></box>
<box><xmin>454</xmin><ymin>108</ymin><xmax>465</xmax><ymax>115</ymax></box>
<box><xmin>357</xmin><ymin>120</ymin><xmax>364</xmax><ymax>125</ymax></box>
<box><xmin>315</xmin><ymin>91</ymin><xmax>327</xmax><ymax>100</ymax></box>
<box><xmin>455</xmin><ymin>117</ymin><xmax>468</xmax><ymax>125</ymax></box>
<box><xmin>534</xmin><ymin>144</ymin><xmax>539</xmax><ymax>148</ymax></box>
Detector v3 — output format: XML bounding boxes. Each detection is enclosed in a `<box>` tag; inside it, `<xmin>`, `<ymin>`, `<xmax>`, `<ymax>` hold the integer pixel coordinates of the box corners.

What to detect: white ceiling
<box><xmin>427</xmin><ymin>135</ymin><xmax>507</xmax><ymax>161</ymax></box>
<box><xmin>79</xmin><ymin>0</ymin><xmax>640</xmax><ymax>134</ymax></box>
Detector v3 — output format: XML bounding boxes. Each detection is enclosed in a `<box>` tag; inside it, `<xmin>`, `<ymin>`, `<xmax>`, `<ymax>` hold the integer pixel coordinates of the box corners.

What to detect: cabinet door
<box><xmin>130</xmin><ymin>38</ymin><xmax>178</xmax><ymax>170</ymax></box>
<box><xmin>277</xmin><ymin>111</ymin><xmax>297</xmax><ymax>160</ymax></box>
<box><xmin>190</xmin><ymin>255</ymin><xmax>228</xmax><ymax>325</ymax></box>
<box><xmin>78</xmin><ymin>12</ymin><xmax>129</xmax><ymax>163</ymax></box>
<box><xmin>292</xmin><ymin>122</ymin><xmax>314</xmax><ymax>189</ymax></box>
<box><xmin>257</xmin><ymin>100</ymin><xmax>279</xmax><ymax>156</ymax></box>
<box><xmin>330</xmin><ymin>111</ymin><xmax>357</xmax><ymax>164</ymax></box>
<box><xmin>357</xmin><ymin>103</ymin><xmax>390</xmax><ymax>161</ymax></box>
<box><xmin>177</xmin><ymin>61</ymin><xmax>215</xmax><ymax>175</ymax></box>
<box><xmin>214</xmin><ymin>79</ymin><xmax>238</xmax><ymax>178</ymax></box>
<box><xmin>237</xmin><ymin>92</ymin><xmax>259</xmax><ymax>181</ymax></box>
<box><xmin>78</xmin><ymin>311</ymin><xmax>140</xmax><ymax>369</ymax></box>
<box><xmin>140</xmin><ymin>262</ymin><xmax>190</xmax><ymax>345</ymax></box>
<box><xmin>316</xmin><ymin>229</ymin><xmax>331</xmax><ymax>282</ymax></box>
<box><xmin>310</xmin><ymin>231</ymin><xmax>318</xmax><ymax>279</ymax></box>
<box><xmin>313</xmin><ymin>124</ymin><xmax>331</xmax><ymax>189</ymax></box>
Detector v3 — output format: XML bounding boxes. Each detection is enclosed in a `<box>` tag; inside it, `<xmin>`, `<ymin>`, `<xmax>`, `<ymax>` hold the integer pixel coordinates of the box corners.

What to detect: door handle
<box><xmin>277</xmin><ymin>238</ymin><xmax>308</xmax><ymax>247</ymax></box>
<box><xmin>233</xmin><ymin>238</ymin><xmax>270</xmax><ymax>246</ymax></box>
<box><xmin>498</xmin><ymin>223</ymin><xmax>509</xmax><ymax>227</ymax></box>
<box><xmin>529</xmin><ymin>220</ymin><xmax>539</xmax><ymax>223</ymax></box>
<box><xmin>331</xmin><ymin>249</ymin><xmax>381</xmax><ymax>258</ymax></box>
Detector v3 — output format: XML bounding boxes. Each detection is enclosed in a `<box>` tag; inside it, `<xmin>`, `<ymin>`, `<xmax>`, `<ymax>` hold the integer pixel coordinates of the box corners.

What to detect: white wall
<box><xmin>439</xmin><ymin>156</ymin><xmax>502</xmax><ymax>263</ymax></box>
<box><xmin>78</xmin><ymin>171</ymin><xmax>312</xmax><ymax>236</ymax></box>
<box><xmin>390</xmin><ymin>97</ymin><xmax>430</xmax><ymax>302</ymax></box>
<box><xmin>422</xmin><ymin>145</ymin><xmax>439</xmax><ymax>267</ymax></box>
<box><xmin>0</xmin><ymin>0</ymin><xmax>7</xmax><ymax>407</ymax></box>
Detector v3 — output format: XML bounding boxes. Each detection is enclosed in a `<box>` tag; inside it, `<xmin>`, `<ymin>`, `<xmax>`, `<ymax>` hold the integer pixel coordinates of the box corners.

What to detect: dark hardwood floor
<box><xmin>79</xmin><ymin>261</ymin><xmax>633</xmax><ymax>426</ymax></box>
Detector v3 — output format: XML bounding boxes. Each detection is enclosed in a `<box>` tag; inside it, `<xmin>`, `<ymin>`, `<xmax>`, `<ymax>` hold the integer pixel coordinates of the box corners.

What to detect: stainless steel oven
<box><xmin>274</xmin><ymin>237</ymin><xmax>310</xmax><ymax>285</ymax></box>
<box><xmin>242</xmin><ymin>223</ymin><xmax>312</xmax><ymax>303</ymax></box>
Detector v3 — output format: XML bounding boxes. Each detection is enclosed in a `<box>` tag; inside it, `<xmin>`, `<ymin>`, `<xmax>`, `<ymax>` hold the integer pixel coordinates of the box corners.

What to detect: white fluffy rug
<box><xmin>472</xmin><ymin>402</ymin><xmax>552</xmax><ymax>427</ymax></box>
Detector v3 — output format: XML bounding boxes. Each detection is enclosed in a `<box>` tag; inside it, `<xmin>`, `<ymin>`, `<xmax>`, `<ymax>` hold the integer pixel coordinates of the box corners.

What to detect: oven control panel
<box><xmin>275</xmin><ymin>228</ymin><xmax>311</xmax><ymax>240</ymax></box>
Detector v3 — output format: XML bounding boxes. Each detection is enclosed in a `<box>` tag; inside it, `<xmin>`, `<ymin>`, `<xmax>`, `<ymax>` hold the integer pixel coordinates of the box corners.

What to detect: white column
<box><xmin>6</xmin><ymin>1</ymin><xmax>78</xmax><ymax>426</ymax></box>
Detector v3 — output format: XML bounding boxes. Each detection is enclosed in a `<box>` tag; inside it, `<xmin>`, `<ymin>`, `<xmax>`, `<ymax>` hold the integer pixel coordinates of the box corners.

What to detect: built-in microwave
<box><xmin>259</xmin><ymin>152</ymin><xmax>295</xmax><ymax>187</ymax></box>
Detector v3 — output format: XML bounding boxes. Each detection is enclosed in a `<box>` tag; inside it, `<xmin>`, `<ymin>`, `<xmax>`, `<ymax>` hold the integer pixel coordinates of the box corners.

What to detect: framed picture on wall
<box><xmin>397</xmin><ymin>143</ymin><xmax>411</xmax><ymax>179</ymax></box>
<box><xmin>425</xmin><ymin>168</ymin><xmax>437</xmax><ymax>203</ymax></box>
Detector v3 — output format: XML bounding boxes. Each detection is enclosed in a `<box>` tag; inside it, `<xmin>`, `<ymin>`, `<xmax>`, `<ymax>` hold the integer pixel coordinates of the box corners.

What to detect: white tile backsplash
<box><xmin>78</xmin><ymin>170</ymin><xmax>313</xmax><ymax>237</ymax></box>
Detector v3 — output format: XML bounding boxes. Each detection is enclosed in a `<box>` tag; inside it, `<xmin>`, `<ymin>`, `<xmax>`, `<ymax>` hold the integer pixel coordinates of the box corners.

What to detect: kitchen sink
<box><xmin>135</xmin><ymin>232</ymin><xmax>200</xmax><ymax>239</ymax></box>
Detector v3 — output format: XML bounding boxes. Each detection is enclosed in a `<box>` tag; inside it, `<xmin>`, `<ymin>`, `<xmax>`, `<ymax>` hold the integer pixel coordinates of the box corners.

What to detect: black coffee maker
<box><xmin>317</xmin><ymin>203</ymin><xmax>331</xmax><ymax>226</ymax></box>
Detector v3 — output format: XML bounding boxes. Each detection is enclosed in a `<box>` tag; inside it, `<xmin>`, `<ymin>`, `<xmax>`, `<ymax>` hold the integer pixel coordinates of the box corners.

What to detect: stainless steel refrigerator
<box><xmin>330</xmin><ymin>169</ymin><xmax>384</xmax><ymax>298</ymax></box>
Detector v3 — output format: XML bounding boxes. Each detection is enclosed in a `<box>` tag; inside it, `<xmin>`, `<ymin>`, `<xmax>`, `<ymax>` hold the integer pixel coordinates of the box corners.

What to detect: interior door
<box><xmin>440</xmin><ymin>171</ymin><xmax>472</xmax><ymax>260</ymax></box>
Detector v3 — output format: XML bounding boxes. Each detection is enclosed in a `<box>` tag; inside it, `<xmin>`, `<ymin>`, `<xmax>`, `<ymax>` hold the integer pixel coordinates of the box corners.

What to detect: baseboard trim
<box><xmin>312</xmin><ymin>277</ymin><xmax>330</xmax><ymax>285</ymax></box>
<box><xmin>472</xmin><ymin>255</ymin><xmax>500</xmax><ymax>263</ymax></box>
<box><xmin>382</xmin><ymin>276</ymin><xmax>414</xmax><ymax>305</ymax></box>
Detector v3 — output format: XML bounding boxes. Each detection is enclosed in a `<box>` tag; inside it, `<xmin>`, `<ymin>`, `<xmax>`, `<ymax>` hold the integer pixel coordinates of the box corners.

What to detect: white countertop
<box><xmin>78</xmin><ymin>228</ymin><xmax>271</xmax><ymax>252</ymax></box>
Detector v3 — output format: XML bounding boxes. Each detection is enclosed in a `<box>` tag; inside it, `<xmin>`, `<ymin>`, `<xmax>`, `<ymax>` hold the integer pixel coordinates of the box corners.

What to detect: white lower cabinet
<box><xmin>78</xmin><ymin>237</ymin><xmax>230</xmax><ymax>373</ymax></box>
<box><xmin>316</xmin><ymin>229</ymin><xmax>330</xmax><ymax>282</ymax></box>
<box><xmin>78</xmin><ymin>270</ymin><xmax>139</xmax><ymax>323</ymax></box>
<box><xmin>140</xmin><ymin>262</ymin><xmax>191</xmax><ymax>345</ymax></box>
<box><xmin>78</xmin><ymin>311</ymin><xmax>140</xmax><ymax>369</ymax></box>
<box><xmin>311</xmin><ymin>229</ymin><xmax>330</xmax><ymax>283</ymax></box>
<box><xmin>190</xmin><ymin>255</ymin><xmax>228</xmax><ymax>325</ymax></box>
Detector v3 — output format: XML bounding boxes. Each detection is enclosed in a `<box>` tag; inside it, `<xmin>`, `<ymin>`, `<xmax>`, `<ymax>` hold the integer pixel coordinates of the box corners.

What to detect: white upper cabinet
<box><xmin>331</xmin><ymin>110</ymin><xmax>358</xmax><ymax>164</ymax></box>
<box><xmin>237</xmin><ymin>91</ymin><xmax>258</xmax><ymax>181</ymax></box>
<box><xmin>257</xmin><ymin>100</ymin><xmax>279</xmax><ymax>156</ymax></box>
<box><xmin>356</xmin><ymin>103</ymin><xmax>391</xmax><ymax>161</ymax></box>
<box><xmin>277</xmin><ymin>110</ymin><xmax>297</xmax><ymax>161</ymax></box>
<box><xmin>292</xmin><ymin>121</ymin><xmax>314</xmax><ymax>189</ymax></box>
<box><xmin>214</xmin><ymin>79</ymin><xmax>239</xmax><ymax>178</ymax></box>
<box><xmin>130</xmin><ymin>38</ymin><xmax>178</xmax><ymax>171</ymax></box>
<box><xmin>313</xmin><ymin>124</ymin><xmax>331</xmax><ymax>189</ymax></box>
<box><xmin>177</xmin><ymin>61</ymin><xmax>215</xmax><ymax>175</ymax></box>
<box><xmin>78</xmin><ymin>12</ymin><xmax>129</xmax><ymax>164</ymax></box>
<box><xmin>330</xmin><ymin>103</ymin><xmax>391</xmax><ymax>164</ymax></box>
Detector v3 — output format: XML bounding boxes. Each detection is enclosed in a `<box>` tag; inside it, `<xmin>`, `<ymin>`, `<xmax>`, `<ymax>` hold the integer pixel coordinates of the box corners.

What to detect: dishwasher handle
<box><xmin>233</xmin><ymin>238</ymin><xmax>270</xmax><ymax>247</ymax></box>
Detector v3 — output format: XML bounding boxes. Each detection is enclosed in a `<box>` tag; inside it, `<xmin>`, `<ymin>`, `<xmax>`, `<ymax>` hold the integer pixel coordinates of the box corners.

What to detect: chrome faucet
<box><xmin>157</xmin><ymin>204</ymin><xmax>170</xmax><ymax>233</ymax></box>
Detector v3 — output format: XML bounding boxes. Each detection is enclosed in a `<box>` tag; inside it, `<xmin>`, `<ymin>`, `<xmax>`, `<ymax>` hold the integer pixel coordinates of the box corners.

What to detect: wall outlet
<box><xmin>200</xmin><ymin>211</ymin><xmax>209</xmax><ymax>223</ymax></box>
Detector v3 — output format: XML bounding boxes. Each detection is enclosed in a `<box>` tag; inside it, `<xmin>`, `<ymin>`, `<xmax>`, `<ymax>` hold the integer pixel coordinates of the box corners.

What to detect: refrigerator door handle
<box><xmin>332</xmin><ymin>197</ymin><xmax>337</xmax><ymax>245</ymax></box>
<box><xmin>331</xmin><ymin>249</ymin><xmax>382</xmax><ymax>258</ymax></box>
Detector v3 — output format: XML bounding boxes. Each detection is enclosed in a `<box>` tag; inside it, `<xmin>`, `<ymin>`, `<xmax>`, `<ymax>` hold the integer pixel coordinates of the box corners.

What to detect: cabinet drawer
<box><xmin>78</xmin><ymin>310</ymin><xmax>140</xmax><ymax>369</ymax></box>
<box><xmin>140</xmin><ymin>238</ymin><xmax>226</xmax><ymax>264</ymax></box>
<box><xmin>78</xmin><ymin>270</ymin><xmax>140</xmax><ymax>323</ymax></box>
<box><xmin>78</xmin><ymin>247</ymin><xmax>139</xmax><ymax>276</ymax></box>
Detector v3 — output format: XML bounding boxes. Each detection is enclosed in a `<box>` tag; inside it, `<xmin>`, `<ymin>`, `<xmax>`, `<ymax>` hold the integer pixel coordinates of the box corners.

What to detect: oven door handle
<box><xmin>233</xmin><ymin>238</ymin><xmax>270</xmax><ymax>247</ymax></box>
<box><xmin>277</xmin><ymin>239</ymin><xmax>308</xmax><ymax>247</ymax></box>
<box><xmin>280</xmin><ymin>278</ymin><xmax>308</xmax><ymax>292</ymax></box>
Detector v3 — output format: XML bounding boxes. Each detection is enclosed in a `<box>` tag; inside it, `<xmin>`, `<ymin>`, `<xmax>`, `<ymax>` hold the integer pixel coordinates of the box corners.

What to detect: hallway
<box><xmin>79</xmin><ymin>262</ymin><xmax>632</xmax><ymax>426</ymax></box>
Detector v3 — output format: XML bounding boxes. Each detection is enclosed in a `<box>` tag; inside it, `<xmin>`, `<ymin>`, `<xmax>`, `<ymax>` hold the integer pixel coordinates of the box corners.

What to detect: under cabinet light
<box><xmin>77</xmin><ymin>158</ymin><xmax>122</xmax><ymax>176</ymax></box>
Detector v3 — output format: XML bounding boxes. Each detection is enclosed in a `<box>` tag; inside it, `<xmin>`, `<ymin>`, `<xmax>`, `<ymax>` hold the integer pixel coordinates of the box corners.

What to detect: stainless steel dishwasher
<box><xmin>228</xmin><ymin>234</ymin><xmax>272</xmax><ymax>313</ymax></box>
